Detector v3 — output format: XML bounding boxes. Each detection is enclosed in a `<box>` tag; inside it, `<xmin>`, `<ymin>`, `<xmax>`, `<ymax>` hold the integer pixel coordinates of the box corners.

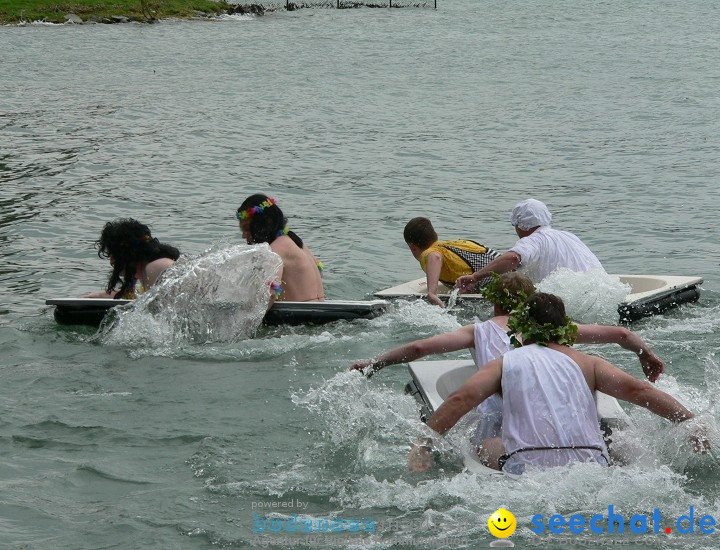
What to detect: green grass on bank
<box><xmin>0</xmin><ymin>0</ymin><xmax>236</xmax><ymax>24</ymax></box>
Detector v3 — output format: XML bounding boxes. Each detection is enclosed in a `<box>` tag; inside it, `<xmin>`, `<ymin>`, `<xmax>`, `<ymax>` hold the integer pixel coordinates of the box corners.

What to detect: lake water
<box><xmin>2</xmin><ymin>1</ymin><xmax>720</xmax><ymax>548</ymax></box>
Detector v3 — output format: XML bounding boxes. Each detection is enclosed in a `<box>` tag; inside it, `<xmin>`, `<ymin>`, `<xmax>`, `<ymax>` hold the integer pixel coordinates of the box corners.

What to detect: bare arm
<box><xmin>81</xmin><ymin>289</ymin><xmax>118</xmax><ymax>298</ymax></box>
<box><xmin>425</xmin><ymin>252</ymin><xmax>444</xmax><ymax>307</ymax></box>
<box><xmin>427</xmin><ymin>358</ymin><xmax>503</xmax><ymax>434</ymax></box>
<box><xmin>350</xmin><ymin>325</ymin><xmax>475</xmax><ymax>375</ymax></box>
<box><xmin>592</xmin><ymin>356</ymin><xmax>693</xmax><ymax>423</ymax></box>
<box><xmin>575</xmin><ymin>324</ymin><xmax>665</xmax><ymax>382</ymax></box>
<box><xmin>408</xmin><ymin>359</ymin><xmax>503</xmax><ymax>472</ymax></box>
<box><xmin>455</xmin><ymin>251</ymin><xmax>521</xmax><ymax>292</ymax></box>
<box><xmin>267</xmin><ymin>251</ymin><xmax>284</xmax><ymax>308</ymax></box>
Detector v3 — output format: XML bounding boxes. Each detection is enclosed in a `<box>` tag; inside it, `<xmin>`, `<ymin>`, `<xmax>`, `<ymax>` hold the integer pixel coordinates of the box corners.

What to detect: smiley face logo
<box><xmin>488</xmin><ymin>508</ymin><xmax>516</xmax><ymax>538</ymax></box>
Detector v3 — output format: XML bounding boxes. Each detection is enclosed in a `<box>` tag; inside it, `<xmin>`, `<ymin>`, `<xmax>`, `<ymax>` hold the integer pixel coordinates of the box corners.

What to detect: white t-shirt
<box><xmin>500</xmin><ymin>345</ymin><xmax>609</xmax><ymax>474</ymax></box>
<box><xmin>509</xmin><ymin>226</ymin><xmax>604</xmax><ymax>283</ymax></box>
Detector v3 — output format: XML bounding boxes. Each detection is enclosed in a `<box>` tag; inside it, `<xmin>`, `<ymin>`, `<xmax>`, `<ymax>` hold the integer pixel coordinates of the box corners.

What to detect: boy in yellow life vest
<box><xmin>404</xmin><ymin>217</ymin><xmax>499</xmax><ymax>307</ymax></box>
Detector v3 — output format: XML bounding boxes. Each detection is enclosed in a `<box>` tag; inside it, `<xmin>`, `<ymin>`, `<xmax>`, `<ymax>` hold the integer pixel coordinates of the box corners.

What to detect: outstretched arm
<box><xmin>427</xmin><ymin>358</ymin><xmax>503</xmax><ymax>434</ymax></box>
<box><xmin>592</xmin><ymin>356</ymin><xmax>693</xmax><ymax>423</ymax></box>
<box><xmin>425</xmin><ymin>252</ymin><xmax>445</xmax><ymax>308</ymax></box>
<box><xmin>408</xmin><ymin>358</ymin><xmax>503</xmax><ymax>472</ymax></box>
<box><xmin>350</xmin><ymin>324</ymin><xmax>475</xmax><ymax>375</ymax></box>
<box><xmin>455</xmin><ymin>251</ymin><xmax>521</xmax><ymax>292</ymax></box>
<box><xmin>575</xmin><ymin>325</ymin><xmax>665</xmax><ymax>382</ymax></box>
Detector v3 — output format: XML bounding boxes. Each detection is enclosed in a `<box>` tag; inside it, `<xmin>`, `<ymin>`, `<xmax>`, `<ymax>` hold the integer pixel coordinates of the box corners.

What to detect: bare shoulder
<box><xmin>270</xmin><ymin>235</ymin><xmax>297</xmax><ymax>255</ymax></box>
<box><xmin>149</xmin><ymin>257</ymin><xmax>175</xmax><ymax>270</ymax></box>
<box><xmin>548</xmin><ymin>343</ymin><xmax>596</xmax><ymax>368</ymax></box>
<box><xmin>489</xmin><ymin>315</ymin><xmax>509</xmax><ymax>330</ymax></box>
<box><xmin>146</xmin><ymin>257</ymin><xmax>175</xmax><ymax>285</ymax></box>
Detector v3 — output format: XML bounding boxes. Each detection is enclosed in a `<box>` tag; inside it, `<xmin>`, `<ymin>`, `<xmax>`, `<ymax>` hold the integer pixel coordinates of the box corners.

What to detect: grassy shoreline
<box><xmin>0</xmin><ymin>0</ymin><xmax>264</xmax><ymax>24</ymax></box>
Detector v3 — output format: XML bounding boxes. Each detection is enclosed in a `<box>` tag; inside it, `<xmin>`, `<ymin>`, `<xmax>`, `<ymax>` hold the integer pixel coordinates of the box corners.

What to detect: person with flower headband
<box><xmin>237</xmin><ymin>194</ymin><xmax>324</xmax><ymax>303</ymax></box>
<box><xmin>408</xmin><ymin>292</ymin><xmax>707</xmax><ymax>475</ymax></box>
<box><xmin>351</xmin><ymin>272</ymin><xmax>666</xmax><ymax>460</ymax></box>
<box><xmin>83</xmin><ymin>218</ymin><xmax>180</xmax><ymax>299</ymax></box>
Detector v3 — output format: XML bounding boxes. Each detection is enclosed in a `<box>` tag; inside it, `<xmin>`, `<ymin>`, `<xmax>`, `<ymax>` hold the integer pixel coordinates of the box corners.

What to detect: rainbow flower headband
<box><xmin>236</xmin><ymin>197</ymin><xmax>277</xmax><ymax>221</ymax></box>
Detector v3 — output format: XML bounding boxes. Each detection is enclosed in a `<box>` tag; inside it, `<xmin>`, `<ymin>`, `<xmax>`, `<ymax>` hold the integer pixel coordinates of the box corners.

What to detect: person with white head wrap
<box><xmin>456</xmin><ymin>198</ymin><xmax>604</xmax><ymax>289</ymax></box>
<box><xmin>509</xmin><ymin>199</ymin><xmax>552</xmax><ymax>231</ymax></box>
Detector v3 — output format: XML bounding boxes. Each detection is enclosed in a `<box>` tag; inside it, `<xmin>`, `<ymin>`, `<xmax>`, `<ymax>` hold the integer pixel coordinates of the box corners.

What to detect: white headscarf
<box><xmin>510</xmin><ymin>199</ymin><xmax>552</xmax><ymax>231</ymax></box>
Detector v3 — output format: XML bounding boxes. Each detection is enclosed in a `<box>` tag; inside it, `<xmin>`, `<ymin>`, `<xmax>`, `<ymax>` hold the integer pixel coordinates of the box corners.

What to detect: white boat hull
<box><xmin>376</xmin><ymin>273</ymin><xmax>702</xmax><ymax>322</ymax></box>
<box><xmin>405</xmin><ymin>359</ymin><xmax>631</xmax><ymax>474</ymax></box>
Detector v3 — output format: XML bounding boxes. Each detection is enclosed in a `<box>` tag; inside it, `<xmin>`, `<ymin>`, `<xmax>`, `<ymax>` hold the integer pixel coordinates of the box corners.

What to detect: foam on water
<box><xmin>537</xmin><ymin>268</ymin><xmax>630</xmax><ymax>325</ymax></box>
<box><xmin>281</xmin><ymin>353</ymin><xmax>720</xmax><ymax>548</ymax></box>
<box><xmin>367</xmin><ymin>299</ymin><xmax>464</xmax><ymax>334</ymax></box>
<box><xmin>95</xmin><ymin>243</ymin><xmax>281</xmax><ymax>348</ymax></box>
<box><xmin>215</xmin><ymin>13</ymin><xmax>256</xmax><ymax>21</ymax></box>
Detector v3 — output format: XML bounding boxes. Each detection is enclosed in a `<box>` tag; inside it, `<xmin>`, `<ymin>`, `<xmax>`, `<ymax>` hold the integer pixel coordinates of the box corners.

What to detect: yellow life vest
<box><xmin>419</xmin><ymin>239</ymin><xmax>499</xmax><ymax>286</ymax></box>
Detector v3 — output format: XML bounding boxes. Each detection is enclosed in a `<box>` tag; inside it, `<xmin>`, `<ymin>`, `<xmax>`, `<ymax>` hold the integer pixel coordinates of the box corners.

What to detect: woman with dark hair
<box><xmin>236</xmin><ymin>194</ymin><xmax>324</xmax><ymax>302</ymax></box>
<box><xmin>83</xmin><ymin>218</ymin><xmax>180</xmax><ymax>299</ymax></box>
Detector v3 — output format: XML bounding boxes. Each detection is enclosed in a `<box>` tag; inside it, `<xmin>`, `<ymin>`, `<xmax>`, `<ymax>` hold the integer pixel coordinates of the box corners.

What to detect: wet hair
<box><xmin>96</xmin><ymin>218</ymin><xmax>180</xmax><ymax>299</ymax></box>
<box><xmin>507</xmin><ymin>292</ymin><xmax>577</xmax><ymax>347</ymax></box>
<box><xmin>403</xmin><ymin>217</ymin><xmax>438</xmax><ymax>248</ymax></box>
<box><xmin>494</xmin><ymin>272</ymin><xmax>536</xmax><ymax>312</ymax></box>
<box><xmin>526</xmin><ymin>292</ymin><xmax>567</xmax><ymax>330</ymax></box>
<box><xmin>237</xmin><ymin>194</ymin><xmax>304</xmax><ymax>248</ymax></box>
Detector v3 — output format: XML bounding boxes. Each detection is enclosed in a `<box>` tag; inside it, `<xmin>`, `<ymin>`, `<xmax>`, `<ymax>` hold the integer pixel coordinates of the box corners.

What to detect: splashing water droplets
<box><xmin>97</xmin><ymin>243</ymin><xmax>282</xmax><ymax>347</ymax></box>
<box><xmin>537</xmin><ymin>268</ymin><xmax>630</xmax><ymax>324</ymax></box>
<box><xmin>446</xmin><ymin>287</ymin><xmax>461</xmax><ymax>309</ymax></box>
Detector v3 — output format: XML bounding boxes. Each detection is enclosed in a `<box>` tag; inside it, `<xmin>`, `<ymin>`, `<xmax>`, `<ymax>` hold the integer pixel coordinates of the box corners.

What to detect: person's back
<box><xmin>420</xmin><ymin>239</ymin><xmax>499</xmax><ymax>286</ymax></box>
<box><xmin>456</xmin><ymin>199</ymin><xmax>605</xmax><ymax>291</ymax></box>
<box><xmin>500</xmin><ymin>344</ymin><xmax>609</xmax><ymax>474</ymax></box>
<box><xmin>510</xmin><ymin>226</ymin><xmax>603</xmax><ymax>283</ymax></box>
<box><xmin>237</xmin><ymin>194</ymin><xmax>324</xmax><ymax>303</ymax></box>
<box><xmin>270</xmin><ymin>234</ymin><xmax>324</xmax><ymax>302</ymax></box>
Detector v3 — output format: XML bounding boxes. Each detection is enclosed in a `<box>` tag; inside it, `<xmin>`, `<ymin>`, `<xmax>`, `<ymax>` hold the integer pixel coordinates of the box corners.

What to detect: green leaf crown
<box><xmin>506</xmin><ymin>302</ymin><xmax>578</xmax><ymax>348</ymax></box>
<box><xmin>480</xmin><ymin>273</ymin><xmax>529</xmax><ymax>313</ymax></box>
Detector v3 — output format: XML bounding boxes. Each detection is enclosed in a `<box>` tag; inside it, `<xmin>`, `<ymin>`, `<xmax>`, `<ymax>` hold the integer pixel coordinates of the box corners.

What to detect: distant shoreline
<box><xmin>1</xmin><ymin>1</ymin><xmax>266</xmax><ymax>25</ymax></box>
<box><xmin>1</xmin><ymin>0</ymin><xmax>431</xmax><ymax>25</ymax></box>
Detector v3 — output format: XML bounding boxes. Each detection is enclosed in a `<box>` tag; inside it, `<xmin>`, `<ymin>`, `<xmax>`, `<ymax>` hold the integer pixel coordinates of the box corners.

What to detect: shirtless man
<box><xmin>237</xmin><ymin>194</ymin><xmax>324</xmax><ymax>303</ymax></box>
<box><xmin>408</xmin><ymin>293</ymin><xmax>706</xmax><ymax>475</ymax></box>
<box><xmin>457</xmin><ymin>198</ymin><xmax>603</xmax><ymax>290</ymax></box>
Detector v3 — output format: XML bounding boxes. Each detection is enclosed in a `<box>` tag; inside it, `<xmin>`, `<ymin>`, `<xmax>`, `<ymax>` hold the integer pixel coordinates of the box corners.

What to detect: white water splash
<box><xmin>284</xmin><ymin>358</ymin><xmax>720</xmax><ymax>548</ymax></box>
<box><xmin>537</xmin><ymin>268</ymin><xmax>630</xmax><ymax>324</ymax></box>
<box><xmin>96</xmin><ymin>243</ymin><xmax>282</xmax><ymax>347</ymax></box>
<box><xmin>446</xmin><ymin>288</ymin><xmax>461</xmax><ymax>310</ymax></box>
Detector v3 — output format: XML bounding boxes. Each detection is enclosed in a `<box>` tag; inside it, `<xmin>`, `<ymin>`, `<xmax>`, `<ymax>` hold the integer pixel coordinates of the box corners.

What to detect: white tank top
<box><xmin>471</xmin><ymin>318</ymin><xmax>511</xmax><ymax>368</ymax></box>
<box><xmin>471</xmin><ymin>319</ymin><xmax>510</xmax><ymax>421</ymax></box>
<box><xmin>500</xmin><ymin>345</ymin><xmax>609</xmax><ymax>474</ymax></box>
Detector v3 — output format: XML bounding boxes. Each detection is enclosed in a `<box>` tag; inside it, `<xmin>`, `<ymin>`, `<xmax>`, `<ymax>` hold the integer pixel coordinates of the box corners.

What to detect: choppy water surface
<box><xmin>2</xmin><ymin>1</ymin><xmax>720</xmax><ymax>548</ymax></box>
